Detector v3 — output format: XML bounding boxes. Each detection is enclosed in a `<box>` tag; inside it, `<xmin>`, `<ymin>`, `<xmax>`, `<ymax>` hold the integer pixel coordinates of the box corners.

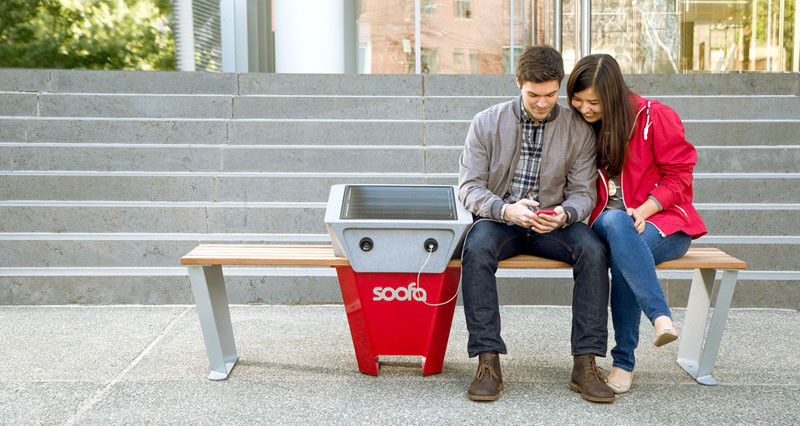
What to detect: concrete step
<box><xmin>4</xmin><ymin>117</ymin><xmax>797</xmax><ymax>147</ymax></box>
<box><xmin>422</xmin><ymin>73</ymin><xmax>800</xmax><ymax>96</ymax></box>
<box><xmin>423</xmin><ymin>120</ymin><xmax>800</xmax><ymax>146</ymax></box>
<box><xmin>422</xmin><ymin>96</ymin><xmax>800</xmax><ymax>121</ymax></box>
<box><xmin>0</xmin><ymin>173</ymin><xmax>440</xmax><ymax>202</ymax></box>
<box><xmin>35</xmin><ymin>94</ymin><xmax>233</xmax><ymax>119</ymax></box>
<box><xmin>239</xmin><ymin>74</ymin><xmax>423</xmax><ymax>96</ymax></box>
<box><xmin>1</xmin><ymin>235</ymin><xmax>795</xmax><ymax>270</ymax></box>
<box><xmin>4</xmin><ymin>69</ymin><xmax>797</xmax><ymax>96</ymax></box>
<box><xmin>0</xmin><ymin>234</ymin><xmax>329</xmax><ymax>267</ymax></box>
<box><xmin>0</xmin><ymin>203</ymin><xmax>327</xmax><ymax>234</ymax></box>
<box><xmin>0</xmin><ymin>118</ymin><xmax>425</xmax><ymax>146</ymax></box>
<box><xmin>1</xmin><ymin>172</ymin><xmax>796</xmax><ymax>203</ymax></box>
<box><xmin>0</xmin><ymin>202</ymin><xmax>795</xmax><ymax>235</ymax></box>
<box><xmin>0</xmin><ymin>69</ymin><xmax>51</xmax><ymax>92</ymax></box>
<box><xmin>0</xmin><ymin>118</ymin><xmax>228</xmax><ymax>144</ymax></box>
<box><xmin>0</xmin><ymin>93</ymin><xmax>38</xmax><ymax>116</ymax></box>
<box><xmin>1</xmin><ymin>144</ymin><xmax>426</xmax><ymax>173</ymax></box>
<box><xmin>3</xmin><ymin>144</ymin><xmax>798</xmax><ymax>174</ymax></box>
<box><xmin>7</xmin><ymin>92</ymin><xmax>794</xmax><ymax>121</ymax></box>
<box><xmin>424</xmin><ymin>146</ymin><xmax>800</xmax><ymax>174</ymax></box>
<box><xmin>227</xmin><ymin>120</ymin><xmax>424</xmax><ymax>146</ymax></box>
<box><xmin>0</xmin><ymin>69</ymin><xmax>238</xmax><ymax>94</ymax></box>
<box><xmin>233</xmin><ymin>96</ymin><xmax>423</xmax><ymax>120</ymax></box>
<box><xmin>695</xmin><ymin>146</ymin><xmax>800</xmax><ymax>173</ymax></box>
<box><xmin>0</xmin><ymin>269</ymin><xmax>795</xmax><ymax>307</ymax></box>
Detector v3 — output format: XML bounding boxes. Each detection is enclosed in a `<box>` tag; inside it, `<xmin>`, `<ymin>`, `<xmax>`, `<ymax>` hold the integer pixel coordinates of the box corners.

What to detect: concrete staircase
<box><xmin>1</xmin><ymin>69</ymin><xmax>798</xmax><ymax>307</ymax></box>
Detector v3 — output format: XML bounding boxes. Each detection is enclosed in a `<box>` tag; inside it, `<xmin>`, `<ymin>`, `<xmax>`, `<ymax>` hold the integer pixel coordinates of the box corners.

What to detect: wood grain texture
<box><xmin>181</xmin><ymin>245</ymin><xmax>747</xmax><ymax>270</ymax></box>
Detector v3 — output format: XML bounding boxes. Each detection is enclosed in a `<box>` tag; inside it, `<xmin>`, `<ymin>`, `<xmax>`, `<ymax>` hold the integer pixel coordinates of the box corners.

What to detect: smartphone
<box><xmin>534</xmin><ymin>210</ymin><xmax>557</xmax><ymax>215</ymax></box>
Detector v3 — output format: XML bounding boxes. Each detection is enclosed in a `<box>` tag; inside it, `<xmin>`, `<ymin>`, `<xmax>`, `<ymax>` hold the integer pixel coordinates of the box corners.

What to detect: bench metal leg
<box><xmin>188</xmin><ymin>265</ymin><xmax>238</xmax><ymax>380</ymax></box>
<box><xmin>677</xmin><ymin>268</ymin><xmax>738</xmax><ymax>385</ymax></box>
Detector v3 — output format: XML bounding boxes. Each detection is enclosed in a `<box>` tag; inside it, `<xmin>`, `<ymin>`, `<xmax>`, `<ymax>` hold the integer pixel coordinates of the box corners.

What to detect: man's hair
<box><xmin>516</xmin><ymin>45</ymin><xmax>564</xmax><ymax>85</ymax></box>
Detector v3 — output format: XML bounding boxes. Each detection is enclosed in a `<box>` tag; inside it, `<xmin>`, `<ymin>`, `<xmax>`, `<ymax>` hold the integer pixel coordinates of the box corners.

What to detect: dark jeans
<box><xmin>461</xmin><ymin>219</ymin><xmax>610</xmax><ymax>358</ymax></box>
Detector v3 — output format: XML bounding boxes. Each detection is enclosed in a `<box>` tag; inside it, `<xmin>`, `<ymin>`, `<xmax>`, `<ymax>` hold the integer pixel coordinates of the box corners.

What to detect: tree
<box><xmin>0</xmin><ymin>0</ymin><xmax>175</xmax><ymax>70</ymax></box>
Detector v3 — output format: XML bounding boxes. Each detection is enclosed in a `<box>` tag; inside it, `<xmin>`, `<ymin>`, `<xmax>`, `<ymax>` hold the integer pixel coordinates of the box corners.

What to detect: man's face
<box><xmin>517</xmin><ymin>79</ymin><xmax>560</xmax><ymax>121</ymax></box>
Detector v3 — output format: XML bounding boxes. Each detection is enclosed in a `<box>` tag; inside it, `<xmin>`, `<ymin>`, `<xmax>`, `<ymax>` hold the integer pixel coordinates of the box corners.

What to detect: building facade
<box><xmin>176</xmin><ymin>0</ymin><xmax>799</xmax><ymax>74</ymax></box>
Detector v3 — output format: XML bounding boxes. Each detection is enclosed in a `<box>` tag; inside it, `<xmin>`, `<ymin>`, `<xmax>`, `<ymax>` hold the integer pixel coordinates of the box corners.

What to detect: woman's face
<box><xmin>571</xmin><ymin>87</ymin><xmax>602</xmax><ymax>123</ymax></box>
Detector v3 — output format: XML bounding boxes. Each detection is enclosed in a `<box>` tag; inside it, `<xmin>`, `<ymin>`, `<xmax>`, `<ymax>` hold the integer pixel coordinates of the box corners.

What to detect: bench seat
<box><xmin>181</xmin><ymin>245</ymin><xmax>746</xmax><ymax>270</ymax></box>
<box><xmin>181</xmin><ymin>244</ymin><xmax>746</xmax><ymax>385</ymax></box>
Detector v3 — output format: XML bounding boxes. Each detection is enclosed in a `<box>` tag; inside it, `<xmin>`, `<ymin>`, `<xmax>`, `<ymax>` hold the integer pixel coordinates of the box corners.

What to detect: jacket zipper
<box><xmin>674</xmin><ymin>205</ymin><xmax>689</xmax><ymax>218</ymax></box>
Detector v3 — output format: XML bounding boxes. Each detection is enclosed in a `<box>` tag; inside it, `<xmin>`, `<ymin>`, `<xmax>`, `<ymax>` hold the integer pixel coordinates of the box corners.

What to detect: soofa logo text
<box><xmin>372</xmin><ymin>282</ymin><xmax>427</xmax><ymax>302</ymax></box>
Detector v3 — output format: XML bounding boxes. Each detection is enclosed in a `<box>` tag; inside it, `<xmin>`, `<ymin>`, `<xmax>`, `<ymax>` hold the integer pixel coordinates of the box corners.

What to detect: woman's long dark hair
<box><xmin>566</xmin><ymin>54</ymin><xmax>633</xmax><ymax>176</ymax></box>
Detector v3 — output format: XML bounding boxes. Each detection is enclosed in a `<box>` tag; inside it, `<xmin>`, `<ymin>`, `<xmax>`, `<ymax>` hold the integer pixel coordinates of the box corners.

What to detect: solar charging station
<box><xmin>325</xmin><ymin>184</ymin><xmax>473</xmax><ymax>375</ymax></box>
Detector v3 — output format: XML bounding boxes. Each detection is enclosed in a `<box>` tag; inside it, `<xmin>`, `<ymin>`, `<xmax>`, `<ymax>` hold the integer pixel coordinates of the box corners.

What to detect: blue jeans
<box><xmin>461</xmin><ymin>219</ymin><xmax>610</xmax><ymax>358</ymax></box>
<box><xmin>592</xmin><ymin>209</ymin><xmax>692</xmax><ymax>371</ymax></box>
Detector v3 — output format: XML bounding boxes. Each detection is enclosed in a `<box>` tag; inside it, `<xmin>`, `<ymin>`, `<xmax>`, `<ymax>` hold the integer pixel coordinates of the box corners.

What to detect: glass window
<box><xmin>453</xmin><ymin>49</ymin><xmax>466</xmax><ymax>73</ymax></box>
<box><xmin>421</xmin><ymin>47</ymin><xmax>439</xmax><ymax>73</ymax></box>
<box><xmin>422</xmin><ymin>0</ymin><xmax>439</xmax><ymax>17</ymax></box>
<box><xmin>470</xmin><ymin>49</ymin><xmax>480</xmax><ymax>73</ymax></box>
<box><xmin>502</xmin><ymin>46</ymin><xmax>523</xmax><ymax>73</ymax></box>
<box><xmin>354</xmin><ymin>0</ymin><xmax>797</xmax><ymax>74</ymax></box>
<box><xmin>456</xmin><ymin>0</ymin><xmax>473</xmax><ymax>19</ymax></box>
<box><xmin>355</xmin><ymin>1</ymin><xmax>415</xmax><ymax>74</ymax></box>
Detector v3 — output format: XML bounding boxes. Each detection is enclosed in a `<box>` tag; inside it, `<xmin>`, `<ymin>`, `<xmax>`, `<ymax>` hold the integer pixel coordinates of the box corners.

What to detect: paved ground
<box><xmin>0</xmin><ymin>305</ymin><xmax>798</xmax><ymax>425</ymax></box>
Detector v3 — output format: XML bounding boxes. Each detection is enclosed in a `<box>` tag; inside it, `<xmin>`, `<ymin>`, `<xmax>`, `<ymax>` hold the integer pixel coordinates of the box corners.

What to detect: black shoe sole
<box><xmin>467</xmin><ymin>392</ymin><xmax>501</xmax><ymax>402</ymax></box>
<box><xmin>569</xmin><ymin>382</ymin><xmax>615</xmax><ymax>403</ymax></box>
<box><xmin>467</xmin><ymin>383</ymin><xmax>503</xmax><ymax>401</ymax></box>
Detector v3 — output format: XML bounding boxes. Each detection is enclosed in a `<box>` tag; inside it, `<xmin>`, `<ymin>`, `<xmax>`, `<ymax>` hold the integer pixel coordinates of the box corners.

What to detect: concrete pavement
<box><xmin>1</xmin><ymin>305</ymin><xmax>798</xmax><ymax>425</ymax></box>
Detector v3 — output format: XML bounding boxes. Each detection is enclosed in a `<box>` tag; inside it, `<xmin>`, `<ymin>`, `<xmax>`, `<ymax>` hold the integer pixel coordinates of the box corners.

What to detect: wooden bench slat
<box><xmin>181</xmin><ymin>245</ymin><xmax>746</xmax><ymax>270</ymax></box>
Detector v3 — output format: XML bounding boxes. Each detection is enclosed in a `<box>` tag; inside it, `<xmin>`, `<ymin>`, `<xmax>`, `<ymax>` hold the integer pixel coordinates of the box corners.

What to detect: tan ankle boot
<box><xmin>467</xmin><ymin>352</ymin><xmax>503</xmax><ymax>402</ymax></box>
<box><xmin>570</xmin><ymin>354</ymin><xmax>615</xmax><ymax>403</ymax></box>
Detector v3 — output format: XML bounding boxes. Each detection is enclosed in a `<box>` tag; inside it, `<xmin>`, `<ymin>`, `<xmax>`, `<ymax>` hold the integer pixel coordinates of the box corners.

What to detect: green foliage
<box><xmin>0</xmin><ymin>0</ymin><xmax>175</xmax><ymax>70</ymax></box>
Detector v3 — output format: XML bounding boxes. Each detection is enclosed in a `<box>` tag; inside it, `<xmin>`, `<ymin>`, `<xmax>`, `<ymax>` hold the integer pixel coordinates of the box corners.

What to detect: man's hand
<box><xmin>503</xmin><ymin>200</ymin><xmax>567</xmax><ymax>233</ymax></box>
<box><xmin>503</xmin><ymin>199</ymin><xmax>540</xmax><ymax>227</ymax></box>
<box><xmin>530</xmin><ymin>205</ymin><xmax>567</xmax><ymax>234</ymax></box>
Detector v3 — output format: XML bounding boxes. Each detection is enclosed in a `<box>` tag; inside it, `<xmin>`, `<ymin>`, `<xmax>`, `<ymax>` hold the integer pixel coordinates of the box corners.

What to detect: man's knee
<box><xmin>462</xmin><ymin>221</ymin><xmax>504</xmax><ymax>262</ymax></box>
<box><xmin>570</xmin><ymin>224</ymin><xmax>609</xmax><ymax>266</ymax></box>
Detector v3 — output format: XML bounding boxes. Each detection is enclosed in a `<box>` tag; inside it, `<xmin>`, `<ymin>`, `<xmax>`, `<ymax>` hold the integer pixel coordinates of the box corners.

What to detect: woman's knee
<box><xmin>595</xmin><ymin>210</ymin><xmax>635</xmax><ymax>237</ymax></box>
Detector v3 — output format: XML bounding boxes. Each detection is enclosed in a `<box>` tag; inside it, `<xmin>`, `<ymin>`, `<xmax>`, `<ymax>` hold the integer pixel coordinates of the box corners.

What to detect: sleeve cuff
<box><xmin>499</xmin><ymin>203</ymin><xmax>508</xmax><ymax>222</ymax></box>
<box><xmin>648</xmin><ymin>194</ymin><xmax>664</xmax><ymax>211</ymax></box>
<box><xmin>563</xmin><ymin>206</ymin><xmax>578</xmax><ymax>226</ymax></box>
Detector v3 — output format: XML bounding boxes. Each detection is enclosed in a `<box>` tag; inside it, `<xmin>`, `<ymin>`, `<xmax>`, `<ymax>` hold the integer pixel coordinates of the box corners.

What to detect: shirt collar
<box><xmin>519</xmin><ymin>96</ymin><xmax>559</xmax><ymax>125</ymax></box>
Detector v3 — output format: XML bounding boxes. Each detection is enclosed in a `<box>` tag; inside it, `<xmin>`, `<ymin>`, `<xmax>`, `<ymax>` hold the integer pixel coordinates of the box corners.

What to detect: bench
<box><xmin>181</xmin><ymin>245</ymin><xmax>746</xmax><ymax>384</ymax></box>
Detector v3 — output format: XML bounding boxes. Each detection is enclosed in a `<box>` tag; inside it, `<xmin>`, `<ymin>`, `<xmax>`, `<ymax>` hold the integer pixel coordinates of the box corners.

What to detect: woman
<box><xmin>566</xmin><ymin>54</ymin><xmax>707</xmax><ymax>394</ymax></box>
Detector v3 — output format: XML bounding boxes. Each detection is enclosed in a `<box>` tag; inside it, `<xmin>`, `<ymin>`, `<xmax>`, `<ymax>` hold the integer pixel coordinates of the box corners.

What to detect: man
<box><xmin>458</xmin><ymin>45</ymin><xmax>614</xmax><ymax>403</ymax></box>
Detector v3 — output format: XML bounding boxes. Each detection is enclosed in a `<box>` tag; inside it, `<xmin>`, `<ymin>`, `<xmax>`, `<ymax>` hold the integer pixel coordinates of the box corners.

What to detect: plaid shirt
<box><xmin>504</xmin><ymin>103</ymin><xmax>545</xmax><ymax>204</ymax></box>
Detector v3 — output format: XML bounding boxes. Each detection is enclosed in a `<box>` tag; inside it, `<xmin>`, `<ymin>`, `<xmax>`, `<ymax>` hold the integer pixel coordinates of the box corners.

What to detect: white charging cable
<box><xmin>417</xmin><ymin>245</ymin><xmax>460</xmax><ymax>307</ymax></box>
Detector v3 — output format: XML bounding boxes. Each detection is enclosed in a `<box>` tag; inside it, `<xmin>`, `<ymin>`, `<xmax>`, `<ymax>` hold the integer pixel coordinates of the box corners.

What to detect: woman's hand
<box><xmin>627</xmin><ymin>207</ymin><xmax>646</xmax><ymax>233</ymax></box>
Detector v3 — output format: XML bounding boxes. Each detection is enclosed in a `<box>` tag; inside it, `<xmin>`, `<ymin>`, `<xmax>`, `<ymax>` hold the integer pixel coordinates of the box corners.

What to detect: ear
<box><xmin>516</xmin><ymin>78</ymin><xmax>521</xmax><ymax>90</ymax></box>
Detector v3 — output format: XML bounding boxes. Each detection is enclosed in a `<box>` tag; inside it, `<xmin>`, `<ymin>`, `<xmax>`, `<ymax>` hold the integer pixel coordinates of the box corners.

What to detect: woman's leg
<box><xmin>641</xmin><ymin>226</ymin><xmax>692</xmax><ymax>268</ymax></box>
<box><xmin>594</xmin><ymin>210</ymin><xmax>692</xmax><ymax>374</ymax></box>
<box><xmin>593</xmin><ymin>210</ymin><xmax>671</xmax><ymax>325</ymax></box>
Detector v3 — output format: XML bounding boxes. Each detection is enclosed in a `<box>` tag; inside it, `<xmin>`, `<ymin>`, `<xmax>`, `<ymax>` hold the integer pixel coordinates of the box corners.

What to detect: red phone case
<box><xmin>535</xmin><ymin>210</ymin><xmax>557</xmax><ymax>215</ymax></box>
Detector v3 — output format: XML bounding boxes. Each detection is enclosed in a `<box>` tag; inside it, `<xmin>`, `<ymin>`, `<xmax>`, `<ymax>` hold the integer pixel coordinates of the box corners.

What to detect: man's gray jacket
<box><xmin>458</xmin><ymin>97</ymin><xmax>597</xmax><ymax>223</ymax></box>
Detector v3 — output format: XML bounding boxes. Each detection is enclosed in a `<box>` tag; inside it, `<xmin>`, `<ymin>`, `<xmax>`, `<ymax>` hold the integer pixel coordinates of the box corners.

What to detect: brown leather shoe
<box><xmin>570</xmin><ymin>354</ymin><xmax>615</xmax><ymax>403</ymax></box>
<box><xmin>467</xmin><ymin>352</ymin><xmax>504</xmax><ymax>402</ymax></box>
